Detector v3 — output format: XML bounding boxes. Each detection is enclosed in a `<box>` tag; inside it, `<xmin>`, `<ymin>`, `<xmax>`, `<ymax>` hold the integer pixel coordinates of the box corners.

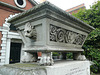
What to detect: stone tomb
<box><xmin>8</xmin><ymin>1</ymin><xmax>94</xmax><ymax>65</ymax></box>
<box><xmin>2</xmin><ymin>1</ymin><xmax>94</xmax><ymax>75</ymax></box>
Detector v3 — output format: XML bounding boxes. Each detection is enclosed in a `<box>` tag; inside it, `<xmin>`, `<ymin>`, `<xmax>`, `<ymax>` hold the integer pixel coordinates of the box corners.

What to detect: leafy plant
<box><xmin>53</xmin><ymin>52</ymin><xmax>59</xmax><ymax>56</ymax></box>
<box><xmin>66</xmin><ymin>52</ymin><xmax>73</xmax><ymax>59</ymax></box>
<box><xmin>72</xmin><ymin>1</ymin><xmax>100</xmax><ymax>73</ymax></box>
<box><xmin>91</xmin><ymin>71</ymin><xmax>96</xmax><ymax>75</ymax></box>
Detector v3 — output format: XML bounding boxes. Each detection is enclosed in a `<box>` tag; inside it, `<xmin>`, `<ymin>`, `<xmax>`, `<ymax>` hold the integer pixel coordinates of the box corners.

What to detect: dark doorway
<box><xmin>9</xmin><ymin>42</ymin><xmax>22</xmax><ymax>64</ymax></box>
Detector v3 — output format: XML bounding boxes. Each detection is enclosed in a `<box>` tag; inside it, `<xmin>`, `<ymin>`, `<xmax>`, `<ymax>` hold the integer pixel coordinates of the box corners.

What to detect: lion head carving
<box><xmin>24</xmin><ymin>22</ymin><xmax>37</xmax><ymax>40</ymax></box>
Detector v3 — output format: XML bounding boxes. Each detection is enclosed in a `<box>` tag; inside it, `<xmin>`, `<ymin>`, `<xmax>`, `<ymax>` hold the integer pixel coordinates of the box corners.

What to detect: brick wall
<box><xmin>0</xmin><ymin>0</ymin><xmax>33</xmax><ymax>10</ymax></box>
<box><xmin>0</xmin><ymin>0</ymin><xmax>34</xmax><ymax>56</ymax></box>
<box><xmin>66</xmin><ymin>3</ymin><xmax>85</xmax><ymax>14</ymax></box>
<box><xmin>0</xmin><ymin>32</ymin><xmax>2</xmax><ymax>56</ymax></box>
<box><xmin>0</xmin><ymin>8</ymin><xmax>18</xmax><ymax>56</ymax></box>
<box><xmin>69</xmin><ymin>9</ymin><xmax>81</xmax><ymax>14</ymax></box>
<box><xmin>0</xmin><ymin>8</ymin><xmax>19</xmax><ymax>26</ymax></box>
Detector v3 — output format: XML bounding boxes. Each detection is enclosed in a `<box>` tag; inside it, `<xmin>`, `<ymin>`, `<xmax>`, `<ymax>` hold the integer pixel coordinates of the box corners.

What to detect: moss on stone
<box><xmin>3</xmin><ymin>63</ymin><xmax>47</xmax><ymax>70</ymax></box>
<box><xmin>14</xmin><ymin>63</ymin><xmax>39</xmax><ymax>67</ymax></box>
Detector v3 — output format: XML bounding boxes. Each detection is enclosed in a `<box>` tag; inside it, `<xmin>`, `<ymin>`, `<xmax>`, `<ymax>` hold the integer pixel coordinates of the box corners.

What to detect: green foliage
<box><xmin>72</xmin><ymin>1</ymin><xmax>100</xmax><ymax>73</ymax></box>
<box><xmin>53</xmin><ymin>52</ymin><xmax>59</xmax><ymax>56</ymax></box>
<box><xmin>66</xmin><ymin>53</ymin><xmax>73</xmax><ymax>59</ymax></box>
<box><xmin>90</xmin><ymin>71</ymin><xmax>96</xmax><ymax>75</ymax></box>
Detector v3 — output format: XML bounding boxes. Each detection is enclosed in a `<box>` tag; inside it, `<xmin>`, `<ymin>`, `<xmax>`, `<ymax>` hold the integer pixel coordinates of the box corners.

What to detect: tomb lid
<box><xmin>7</xmin><ymin>1</ymin><xmax>95</xmax><ymax>32</ymax></box>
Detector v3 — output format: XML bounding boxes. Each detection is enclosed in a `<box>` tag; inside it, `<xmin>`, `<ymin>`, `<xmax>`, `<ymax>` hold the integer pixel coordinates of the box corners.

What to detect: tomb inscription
<box><xmin>65</xmin><ymin>67</ymin><xmax>86</xmax><ymax>75</ymax></box>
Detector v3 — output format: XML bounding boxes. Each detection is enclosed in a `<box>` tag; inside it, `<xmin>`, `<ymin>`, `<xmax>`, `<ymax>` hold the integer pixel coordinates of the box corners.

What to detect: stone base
<box><xmin>0</xmin><ymin>60</ymin><xmax>90</xmax><ymax>75</ymax></box>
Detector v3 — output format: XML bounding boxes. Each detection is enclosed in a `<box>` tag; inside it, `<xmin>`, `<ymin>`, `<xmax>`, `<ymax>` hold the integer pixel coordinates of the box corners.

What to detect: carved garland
<box><xmin>50</xmin><ymin>24</ymin><xmax>86</xmax><ymax>45</ymax></box>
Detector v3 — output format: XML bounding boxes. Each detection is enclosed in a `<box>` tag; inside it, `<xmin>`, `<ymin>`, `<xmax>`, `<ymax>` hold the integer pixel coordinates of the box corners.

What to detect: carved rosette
<box><xmin>50</xmin><ymin>25</ymin><xmax>57</xmax><ymax>42</ymax></box>
<box><xmin>50</xmin><ymin>24</ymin><xmax>86</xmax><ymax>45</ymax></box>
<box><xmin>57</xmin><ymin>29</ymin><xmax>65</xmax><ymax>42</ymax></box>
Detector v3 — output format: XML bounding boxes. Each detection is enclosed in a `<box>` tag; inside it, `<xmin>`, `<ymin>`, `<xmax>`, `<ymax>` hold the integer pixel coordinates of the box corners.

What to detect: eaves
<box><xmin>0</xmin><ymin>1</ymin><xmax>25</xmax><ymax>12</ymax></box>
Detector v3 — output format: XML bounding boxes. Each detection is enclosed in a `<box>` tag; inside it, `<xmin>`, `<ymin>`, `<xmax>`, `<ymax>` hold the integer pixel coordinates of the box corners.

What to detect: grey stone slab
<box><xmin>0</xmin><ymin>61</ymin><xmax>90</xmax><ymax>75</ymax></box>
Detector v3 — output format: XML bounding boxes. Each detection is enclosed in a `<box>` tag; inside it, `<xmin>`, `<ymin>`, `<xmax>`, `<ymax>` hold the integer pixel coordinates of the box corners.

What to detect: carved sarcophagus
<box><xmin>8</xmin><ymin>2</ymin><xmax>94</xmax><ymax>52</ymax></box>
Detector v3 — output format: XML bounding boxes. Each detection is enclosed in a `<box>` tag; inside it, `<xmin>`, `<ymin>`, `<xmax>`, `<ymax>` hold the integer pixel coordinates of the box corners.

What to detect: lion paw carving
<box><xmin>21</xmin><ymin>52</ymin><xmax>37</xmax><ymax>63</ymax></box>
<box><xmin>39</xmin><ymin>52</ymin><xmax>54</xmax><ymax>66</ymax></box>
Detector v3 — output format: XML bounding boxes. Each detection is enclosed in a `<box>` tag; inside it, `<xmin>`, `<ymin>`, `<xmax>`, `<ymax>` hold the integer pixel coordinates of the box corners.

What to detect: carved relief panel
<box><xmin>50</xmin><ymin>24</ymin><xmax>86</xmax><ymax>45</ymax></box>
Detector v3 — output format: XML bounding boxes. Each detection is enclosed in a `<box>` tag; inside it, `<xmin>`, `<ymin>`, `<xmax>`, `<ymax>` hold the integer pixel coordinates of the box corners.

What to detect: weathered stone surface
<box><xmin>6</xmin><ymin>1</ymin><xmax>94</xmax><ymax>66</ymax></box>
<box><xmin>0</xmin><ymin>61</ymin><xmax>90</xmax><ymax>75</ymax></box>
<box><xmin>46</xmin><ymin>61</ymin><xmax>90</xmax><ymax>75</ymax></box>
<box><xmin>7</xmin><ymin>1</ymin><xmax>94</xmax><ymax>52</ymax></box>
<box><xmin>0</xmin><ymin>63</ymin><xmax>46</xmax><ymax>75</ymax></box>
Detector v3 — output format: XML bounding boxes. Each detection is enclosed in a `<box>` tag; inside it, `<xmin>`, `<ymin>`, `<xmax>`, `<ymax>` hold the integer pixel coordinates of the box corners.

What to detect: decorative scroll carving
<box><xmin>50</xmin><ymin>25</ymin><xmax>86</xmax><ymax>45</ymax></box>
<box><xmin>24</xmin><ymin>22</ymin><xmax>37</xmax><ymax>39</ymax></box>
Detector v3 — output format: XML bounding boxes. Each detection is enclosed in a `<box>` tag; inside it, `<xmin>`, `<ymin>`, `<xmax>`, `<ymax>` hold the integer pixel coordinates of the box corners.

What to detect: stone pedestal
<box><xmin>0</xmin><ymin>61</ymin><xmax>90</xmax><ymax>75</ymax></box>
